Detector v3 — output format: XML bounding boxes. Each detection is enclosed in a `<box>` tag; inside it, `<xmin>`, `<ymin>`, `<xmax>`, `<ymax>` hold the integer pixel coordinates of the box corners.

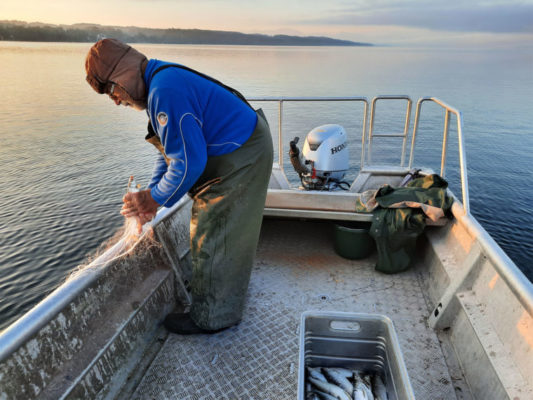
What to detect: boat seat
<box><xmin>264</xmin><ymin>189</ymin><xmax>448</xmax><ymax>225</ymax></box>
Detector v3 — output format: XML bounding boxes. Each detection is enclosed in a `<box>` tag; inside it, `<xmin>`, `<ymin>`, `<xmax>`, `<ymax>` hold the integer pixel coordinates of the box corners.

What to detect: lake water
<box><xmin>0</xmin><ymin>41</ymin><xmax>532</xmax><ymax>331</ymax></box>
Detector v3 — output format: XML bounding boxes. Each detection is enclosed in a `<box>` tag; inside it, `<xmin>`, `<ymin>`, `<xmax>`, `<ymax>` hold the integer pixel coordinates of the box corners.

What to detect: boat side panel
<box><xmin>449</xmin><ymin>303</ymin><xmax>508</xmax><ymax>400</ymax></box>
<box><xmin>154</xmin><ymin>200</ymin><xmax>193</xmax><ymax>306</ymax></box>
<box><xmin>420</xmin><ymin>209</ymin><xmax>533</xmax><ymax>399</ymax></box>
<box><xmin>419</xmin><ymin>219</ymin><xmax>474</xmax><ymax>311</ymax></box>
<box><xmin>470</xmin><ymin>258</ymin><xmax>533</xmax><ymax>391</ymax></box>
<box><xmin>0</xmin><ymin>235</ymin><xmax>174</xmax><ymax>400</ymax></box>
<box><xmin>64</xmin><ymin>272</ymin><xmax>174</xmax><ymax>400</ymax></box>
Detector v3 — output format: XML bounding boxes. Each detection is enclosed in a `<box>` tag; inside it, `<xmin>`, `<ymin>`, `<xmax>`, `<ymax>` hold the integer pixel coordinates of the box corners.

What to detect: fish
<box><xmin>322</xmin><ymin>367</ymin><xmax>354</xmax><ymax>394</ymax></box>
<box><xmin>310</xmin><ymin>389</ymin><xmax>339</xmax><ymax>400</ymax></box>
<box><xmin>306</xmin><ymin>383</ymin><xmax>317</xmax><ymax>400</ymax></box>
<box><xmin>353</xmin><ymin>372</ymin><xmax>374</xmax><ymax>400</ymax></box>
<box><xmin>306</xmin><ymin>390</ymin><xmax>320</xmax><ymax>400</ymax></box>
<box><xmin>307</xmin><ymin>367</ymin><xmax>328</xmax><ymax>382</ymax></box>
<box><xmin>328</xmin><ymin>368</ymin><xmax>353</xmax><ymax>378</ymax></box>
<box><xmin>308</xmin><ymin>377</ymin><xmax>352</xmax><ymax>400</ymax></box>
<box><xmin>372</xmin><ymin>375</ymin><xmax>388</xmax><ymax>400</ymax></box>
<box><xmin>362</xmin><ymin>374</ymin><xmax>373</xmax><ymax>388</ymax></box>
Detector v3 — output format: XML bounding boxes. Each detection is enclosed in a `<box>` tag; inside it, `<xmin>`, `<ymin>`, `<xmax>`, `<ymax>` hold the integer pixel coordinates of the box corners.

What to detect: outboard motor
<box><xmin>289</xmin><ymin>124</ymin><xmax>350</xmax><ymax>191</ymax></box>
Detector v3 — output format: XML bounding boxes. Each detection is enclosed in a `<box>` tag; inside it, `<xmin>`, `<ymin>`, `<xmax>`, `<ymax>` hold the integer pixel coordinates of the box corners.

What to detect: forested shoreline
<box><xmin>0</xmin><ymin>21</ymin><xmax>372</xmax><ymax>46</ymax></box>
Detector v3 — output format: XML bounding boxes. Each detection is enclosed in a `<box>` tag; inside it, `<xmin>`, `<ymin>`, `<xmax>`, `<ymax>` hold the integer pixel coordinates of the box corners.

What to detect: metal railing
<box><xmin>367</xmin><ymin>95</ymin><xmax>412</xmax><ymax>167</ymax></box>
<box><xmin>248</xmin><ymin>97</ymin><xmax>369</xmax><ymax>170</ymax></box>
<box><xmin>249</xmin><ymin>96</ymin><xmax>470</xmax><ymax>214</ymax></box>
<box><xmin>410</xmin><ymin>97</ymin><xmax>470</xmax><ymax>214</ymax></box>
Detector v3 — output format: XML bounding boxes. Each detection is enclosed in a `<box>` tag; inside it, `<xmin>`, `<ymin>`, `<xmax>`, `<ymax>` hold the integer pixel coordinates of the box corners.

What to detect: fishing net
<box><xmin>66</xmin><ymin>177</ymin><xmax>161</xmax><ymax>282</ymax></box>
<box><xmin>66</xmin><ymin>216</ymin><xmax>160</xmax><ymax>282</ymax></box>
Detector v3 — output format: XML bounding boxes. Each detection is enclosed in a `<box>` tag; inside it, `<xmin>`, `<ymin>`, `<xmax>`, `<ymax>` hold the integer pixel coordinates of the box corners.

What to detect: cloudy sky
<box><xmin>1</xmin><ymin>0</ymin><xmax>532</xmax><ymax>46</ymax></box>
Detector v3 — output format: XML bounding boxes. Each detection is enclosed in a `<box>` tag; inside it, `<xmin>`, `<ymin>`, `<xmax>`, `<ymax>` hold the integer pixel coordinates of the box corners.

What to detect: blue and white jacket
<box><xmin>144</xmin><ymin>59</ymin><xmax>257</xmax><ymax>207</ymax></box>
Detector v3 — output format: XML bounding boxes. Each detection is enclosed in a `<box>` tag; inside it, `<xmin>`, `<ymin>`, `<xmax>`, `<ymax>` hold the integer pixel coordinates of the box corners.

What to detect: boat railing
<box><xmin>366</xmin><ymin>95</ymin><xmax>412</xmax><ymax>169</ymax></box>
<box><xmin>249</xmin><ymin>96</ymin><xmax>470</xmax><ymax>215</ymax></box>
<box><xmin>248</xmin><ymin>96</ymin><xmax>369</xmax><ymax>172</ymax></box>
<box><xmin>411</xmin><ymin>97</ymin><xmax>469</xmax><ymax>214</ymax></box>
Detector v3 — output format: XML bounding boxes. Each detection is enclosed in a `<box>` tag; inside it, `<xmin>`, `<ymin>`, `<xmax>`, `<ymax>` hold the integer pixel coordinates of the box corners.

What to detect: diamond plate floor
<box><xmin>132</xmin><ymin>219</ymin><xmax>457</xmax><ymax>400</ymax></box>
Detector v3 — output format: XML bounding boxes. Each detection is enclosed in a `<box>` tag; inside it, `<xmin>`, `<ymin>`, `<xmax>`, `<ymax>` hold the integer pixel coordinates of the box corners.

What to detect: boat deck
<box><xmin>129</xmin><ymin>218</ymin><xmax>461</xmax><ymax>400</ymax></box>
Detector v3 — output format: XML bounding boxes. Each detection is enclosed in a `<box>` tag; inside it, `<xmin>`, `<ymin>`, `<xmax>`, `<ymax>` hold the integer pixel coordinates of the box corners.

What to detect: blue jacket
<box><xmin>144</xmin><ymin>59</ymin><xmax>257</xmax><ymax>207</ymax></box>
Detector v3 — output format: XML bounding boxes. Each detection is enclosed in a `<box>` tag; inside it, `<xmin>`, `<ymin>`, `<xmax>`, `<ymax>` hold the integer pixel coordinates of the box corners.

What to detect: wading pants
<box><xmin>188</xmin><ymin>110</ymin><xmax>273</xmax><ymax>330</ymax></box>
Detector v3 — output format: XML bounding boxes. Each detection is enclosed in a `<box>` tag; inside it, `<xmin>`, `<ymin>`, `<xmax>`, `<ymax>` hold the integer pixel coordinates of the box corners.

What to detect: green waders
<box><xmin>187</xmin><ymin>110</ymin><xmax>273</xmax><ymax>330</ymax></box>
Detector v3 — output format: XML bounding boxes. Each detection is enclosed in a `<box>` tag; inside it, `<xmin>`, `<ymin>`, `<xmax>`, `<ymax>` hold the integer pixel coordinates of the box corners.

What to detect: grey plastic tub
<box><xmin>298</xmin><ymin>311</ymin><xmax>415</xmax><ymax>400</ymax></box>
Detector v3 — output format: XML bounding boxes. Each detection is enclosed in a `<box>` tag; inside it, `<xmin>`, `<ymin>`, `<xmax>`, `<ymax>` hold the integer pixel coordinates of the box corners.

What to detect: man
<box><xmin>85</xmin><ymin>38</ymin><xmax>273</xmax><ymax>334</ymax></box>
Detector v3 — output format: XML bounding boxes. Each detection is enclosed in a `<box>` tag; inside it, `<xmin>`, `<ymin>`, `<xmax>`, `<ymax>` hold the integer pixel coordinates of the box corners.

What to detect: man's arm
<box><xmin>146</xmin><ymin>120</ymin><xmax>169</xmax><ymax>189</ymax></box>
<box><xmin>148</xmin><ymin>87</ymin><xmax>208</xmax><ymax>208</ymax></box>
<box><xmin>147</xmin><ymin>153</ymin><xmax>168</xmax><ymax>189</ymax></box>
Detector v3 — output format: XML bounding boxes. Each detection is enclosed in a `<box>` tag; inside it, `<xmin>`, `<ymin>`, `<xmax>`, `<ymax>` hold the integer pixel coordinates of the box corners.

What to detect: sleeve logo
<box><xmin>157</xmin><ymin>112</ymin><xmax>168</xmax><ymax>126</ymax></box>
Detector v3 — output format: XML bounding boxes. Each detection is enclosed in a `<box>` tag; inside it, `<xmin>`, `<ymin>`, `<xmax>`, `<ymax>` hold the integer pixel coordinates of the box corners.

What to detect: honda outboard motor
<box><xmin>289</xmin><ymin>124</ymin><xmax>350</xmax><ymax>191</ymax></box>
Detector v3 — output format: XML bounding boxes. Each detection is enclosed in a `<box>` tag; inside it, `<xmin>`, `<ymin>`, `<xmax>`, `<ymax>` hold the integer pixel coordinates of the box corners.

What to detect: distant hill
<box><xmin>0</xmin><ymin>21</ymin><xmax>372</xmax><ymax>47</ymax></box>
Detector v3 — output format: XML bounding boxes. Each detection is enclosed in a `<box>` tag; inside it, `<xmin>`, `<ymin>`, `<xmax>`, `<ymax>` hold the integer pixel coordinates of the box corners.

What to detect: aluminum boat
<box><xmin>0</xmin><ymin>96</ymin><xmax>531</xmax><ymax>400</ymax></box>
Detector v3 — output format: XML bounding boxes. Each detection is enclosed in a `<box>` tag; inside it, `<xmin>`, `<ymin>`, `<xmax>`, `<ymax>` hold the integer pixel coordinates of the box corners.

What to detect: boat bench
<box><xmin>264</xmin><ymin>189</ymin><xmax>447</xmax><ymax>226</ymax></box>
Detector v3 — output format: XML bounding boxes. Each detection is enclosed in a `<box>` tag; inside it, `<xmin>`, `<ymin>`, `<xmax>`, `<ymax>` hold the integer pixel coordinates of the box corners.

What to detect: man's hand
<box><xmin>121</xmin><ymin>190</ymin><xmax>160</xmax><ymax>233</ymax></box>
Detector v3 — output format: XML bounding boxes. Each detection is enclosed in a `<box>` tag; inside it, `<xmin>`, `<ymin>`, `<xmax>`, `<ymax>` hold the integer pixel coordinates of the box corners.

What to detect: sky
<box><xmin>1</xmin><ymin>0</ymin><xmax>533</xmax><ymax>46</ymax></box>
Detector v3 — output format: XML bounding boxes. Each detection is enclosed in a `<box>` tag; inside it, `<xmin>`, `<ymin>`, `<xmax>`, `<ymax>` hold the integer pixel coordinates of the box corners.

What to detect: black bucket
<box><xmin>334</xmin><ymin>221</ymin><xmax>375</xmax><ymax>259</ymax></box>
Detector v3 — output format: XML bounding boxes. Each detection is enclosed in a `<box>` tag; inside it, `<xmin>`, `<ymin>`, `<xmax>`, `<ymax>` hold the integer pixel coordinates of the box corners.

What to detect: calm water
<box><xmin>0</xmin><ymin>42</ymin><xmax>532</xmax><ymax>331</ymax></box>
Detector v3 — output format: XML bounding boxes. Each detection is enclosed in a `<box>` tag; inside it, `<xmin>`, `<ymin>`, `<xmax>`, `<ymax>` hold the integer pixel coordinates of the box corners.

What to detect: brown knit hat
<box><xmin>85</xmin><ymin>38</ymin><xmax>147</xmax><ymax>102</ymax></box>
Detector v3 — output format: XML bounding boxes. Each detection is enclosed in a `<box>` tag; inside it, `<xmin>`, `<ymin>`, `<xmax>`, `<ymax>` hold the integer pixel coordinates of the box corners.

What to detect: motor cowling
<box><xmin>289</xmin><ymin>124</ymin><xmax>350</xmax><ymax>190</ymax></box>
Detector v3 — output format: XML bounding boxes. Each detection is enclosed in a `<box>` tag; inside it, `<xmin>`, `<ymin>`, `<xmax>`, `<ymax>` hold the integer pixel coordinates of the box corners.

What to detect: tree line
<box><xmin>0</xmin><ymin>21</ymin><xmax>371</xmax><ymax>46</ymax></box>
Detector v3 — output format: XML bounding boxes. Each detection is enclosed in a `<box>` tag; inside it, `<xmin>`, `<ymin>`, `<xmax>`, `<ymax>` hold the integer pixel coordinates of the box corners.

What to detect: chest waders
<box><xmin>146</xmin><ymin>66</ymin><xmax>273</xmax><ymax>330</ymax></box>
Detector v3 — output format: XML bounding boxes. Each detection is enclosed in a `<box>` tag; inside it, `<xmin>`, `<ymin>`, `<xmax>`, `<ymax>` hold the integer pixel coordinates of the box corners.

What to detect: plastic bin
<box><xmin>298</xmin><ymin>311</ymin><xmax>415</xmax><ymax>400</ymax></box>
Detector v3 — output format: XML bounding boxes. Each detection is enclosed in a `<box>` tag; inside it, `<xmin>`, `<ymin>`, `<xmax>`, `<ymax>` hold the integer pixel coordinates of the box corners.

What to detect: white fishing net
<box><xmin>66</xmin><ymin>177</ymin><xmax>160</xmax><ymax>281</ymax></box>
